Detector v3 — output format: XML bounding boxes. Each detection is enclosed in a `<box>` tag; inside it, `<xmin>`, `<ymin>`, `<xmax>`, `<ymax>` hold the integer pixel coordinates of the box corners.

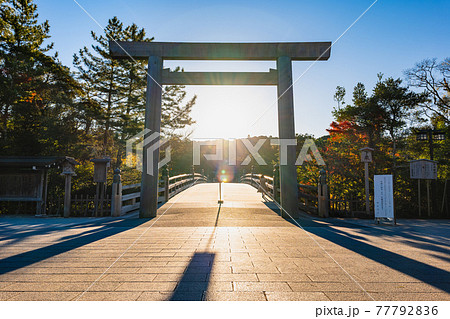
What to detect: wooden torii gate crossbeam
<box><xmin>110</xmin><ymin>41</ymin><xmax>331</xmax><ymax>219</ymax></box>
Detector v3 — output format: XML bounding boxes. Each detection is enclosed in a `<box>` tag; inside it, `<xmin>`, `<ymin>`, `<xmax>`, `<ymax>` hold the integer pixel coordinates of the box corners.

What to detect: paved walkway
<box><xmin>0</xmin><ymin>183</ymin><xmax>449</xmax><ymax>301</ymax></box>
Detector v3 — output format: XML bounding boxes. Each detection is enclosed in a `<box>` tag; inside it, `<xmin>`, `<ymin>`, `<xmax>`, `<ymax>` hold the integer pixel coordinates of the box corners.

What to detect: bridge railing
<box><xmin>168</xmin><ymin>173</ymin><xmax>208</xmax><ymax>199</ymax></box>
<box><xmin>240</xmin><ymin>173</ymin><xmax>278</xmax><ymax>200</ymax></box>
<box><xmin>112</xmin><ymin>170</ymin><xmax>208</xmax><ymax>216</ymax></box>
<box><xmin>298</xmin><ymin>183</ymin><xmax>318</xmax><ymax>215</ymax></box>
<box><xmin>240</xmin><ymin>172</ymin><xmax>329</xmax><ymax>217</ymax></box>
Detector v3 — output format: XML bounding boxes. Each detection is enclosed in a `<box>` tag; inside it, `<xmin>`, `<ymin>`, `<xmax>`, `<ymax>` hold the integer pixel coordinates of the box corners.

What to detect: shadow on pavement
<box><xmin>0</xmin><ymin>217</ymin><xmax>150</xmax><ymax>275</ymax></box>
<box><xmin>288</xmin><ymin>217</ymin><xmax>450</xmax><ymax>293</ymax></box>
<box><xmin>169</xmin><ymin>252</ymin><xmax>215</xmax><ymax>301</ymax></box>
<box><xmin>169</xmin><ymin>204</ymin><xmax>221</xmax><ymax>300</ymax></box>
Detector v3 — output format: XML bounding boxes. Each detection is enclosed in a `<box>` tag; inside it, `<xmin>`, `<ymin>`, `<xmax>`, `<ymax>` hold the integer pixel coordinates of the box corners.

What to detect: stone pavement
<box><xmin>0</xmin><ymin>183</ymin><xmax>449</xmax><ymax>301</ymax></box>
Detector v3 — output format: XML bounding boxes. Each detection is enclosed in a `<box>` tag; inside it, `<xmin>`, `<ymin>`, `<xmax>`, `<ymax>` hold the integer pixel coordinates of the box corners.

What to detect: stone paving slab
<box><xmin>204</xmin><ymin>291</ymin><xmax>266</xmax><ymax>301</ymax></box>
<box><xmin>0</xmin><ymin>183</ymin><xmax>449</xmax><ymax>301</ymax></box>
<box><xmin>265</xmin><ymin>292</ymin><xmax>330</xmax><ymax>301</ymax></box>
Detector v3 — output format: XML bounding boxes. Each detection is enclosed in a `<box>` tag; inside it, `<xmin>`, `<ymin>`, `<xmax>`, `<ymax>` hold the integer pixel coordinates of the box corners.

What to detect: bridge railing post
<box><xmin>163</xmin><ymin>167</ymin><xmax>169</xmax><ymax>202</ymax></box>
<box><xmin>111</xmin><ymin>168</ymin><xmax>122</xmax><ymax>217</ymax></box>
<box><xmin>273</xmin><ymin>164</ymin><xmax>279</xmax><ymax>201</ymax></box>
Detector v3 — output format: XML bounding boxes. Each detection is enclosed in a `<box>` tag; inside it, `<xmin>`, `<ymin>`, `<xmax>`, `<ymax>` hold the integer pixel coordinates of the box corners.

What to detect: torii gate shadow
<box><xmin>168</xmin><ymin>204</ymin><xmax>221</xmax><ymax>301</ymax></box>
<box><xmin>0</xmin><ymin>217</ymin><xmax>150</xmax><ymax>275</ymax></box>
<box><xmin>169</xmin><ymin>252</ymin><xmax>215</xmax><ymax>301</ymax></box>
<box><xmin>285</xmin><ymin>217</ymin><xmax>450</xmax><ymax>294</ymax></box>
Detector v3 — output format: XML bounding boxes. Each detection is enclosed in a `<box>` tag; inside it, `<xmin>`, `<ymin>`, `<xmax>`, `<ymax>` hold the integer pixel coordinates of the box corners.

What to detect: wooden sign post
<box><xmin>410</xmin><ymin>159</ymin><xmax>438</xmax><ymax>217</ymax></box>
<box><xmin>91</xmin><ymin>158</ymin><xmax>111</xmax><ymax>217</ymax></box>
<box><xmin>61</xmin><ymin>159</ymin><xmax>78</xmax><ymax>218</ymax></box>
<box><xmin>360</xmin><ymin>147</ymin><xmax>374</xmax><ymax>216</ymax></box>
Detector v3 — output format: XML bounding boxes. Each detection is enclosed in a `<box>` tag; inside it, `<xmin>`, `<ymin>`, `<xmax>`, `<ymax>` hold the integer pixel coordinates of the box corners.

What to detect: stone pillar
<box><xmin>62</xmin><ymin>174</ymin><xmax>73</xmax><ymax>218</ymax></box>
<box><xmin>277</xmin><ymin>56</ymin><xmax>299</xmax><ymax>219</ymax></box>
<box><xmin>140</xmin><ymin>56</ymin><xmax>163</xmax><ymax>218</ymax></box>
<box><xmin>42</xmin><ymin>170</ymin><xmax>49</xmax><ymax>215</ymax></box>
<box><xmin>111</xmin><ymin>168</ymin><xmax>122</xmax><ymax>217</ymax></box>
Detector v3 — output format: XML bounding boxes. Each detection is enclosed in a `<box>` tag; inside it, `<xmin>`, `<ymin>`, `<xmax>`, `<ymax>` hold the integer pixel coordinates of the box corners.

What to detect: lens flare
<box><xmin>216</xmin><ymin>166</ymin><xmax>234</xmax><ymax>183</ymax></box>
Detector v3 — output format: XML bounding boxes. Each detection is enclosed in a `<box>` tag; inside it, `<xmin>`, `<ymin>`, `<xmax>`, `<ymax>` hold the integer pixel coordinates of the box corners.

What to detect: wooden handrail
<box><xmin>169</xmin><ymin>173</ymin><xmax>191</xmax><ymax>181</ymax></box>
<box><xmin>298</xmin><ymin>184</ymin><xmax>316</xmax><ymax>191</ymax></box>
<box><xmin>122</xmin><ymin>183</ymin><xmax>140</xmax><ymax>190</ymax></box>
<box><xmin>240</xmin><ymin>171</ymin><xmax>323</xmax><ymax>216</ymax></box>
<box><xmin>114</xmin><ymin>172</ymin><xmax>208</xmax><ymax>216</ymax></box>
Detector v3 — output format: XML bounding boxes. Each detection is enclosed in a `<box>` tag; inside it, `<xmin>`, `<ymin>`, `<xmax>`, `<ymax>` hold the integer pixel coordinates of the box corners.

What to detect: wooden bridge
<box><xmin>100</xmin><ymin>169</ymin><xmax>372</xmax><ymax>219</ymax></box>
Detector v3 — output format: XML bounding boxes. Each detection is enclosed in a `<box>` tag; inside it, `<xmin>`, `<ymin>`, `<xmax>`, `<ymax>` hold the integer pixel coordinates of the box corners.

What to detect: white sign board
<box><xmin>374</xmin><ymin>175</ymin><xmax>394</xmax><ymax>219</ymax></box>
<box><xmin>410</xmin><ymin>160</ymin><xmax>437</xmax><ymax>180</ymax></box>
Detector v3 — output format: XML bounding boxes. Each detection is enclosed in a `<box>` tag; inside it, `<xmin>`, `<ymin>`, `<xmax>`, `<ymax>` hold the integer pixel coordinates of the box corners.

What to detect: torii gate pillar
<box><xmin>277</xmin><ymin>56</ymin><xmax>299</xmax><ymax>219</ymax></box>
<box><xmin>140</xmin><ymin>56</ymin><xmax>163</xmax><ymax>218</ymax></box>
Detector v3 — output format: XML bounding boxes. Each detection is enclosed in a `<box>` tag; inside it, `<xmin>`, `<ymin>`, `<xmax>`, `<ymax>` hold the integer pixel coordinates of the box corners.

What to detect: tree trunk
<box><xmin>103</xmin><ymin>67</ymin><xmax>115</xmax><ymax>153</ymax></box>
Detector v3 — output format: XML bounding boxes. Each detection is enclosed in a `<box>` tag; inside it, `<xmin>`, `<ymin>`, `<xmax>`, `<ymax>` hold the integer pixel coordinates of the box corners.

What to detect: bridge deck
<box><xmin>154</xmin><ymin>183</ymin><xmax>290</xmax><ymax>227</ymax></box>
<box><xmin>0</xmin><ymin>183</ymin><xmax>449</xmax><ymax>301</ymax></box>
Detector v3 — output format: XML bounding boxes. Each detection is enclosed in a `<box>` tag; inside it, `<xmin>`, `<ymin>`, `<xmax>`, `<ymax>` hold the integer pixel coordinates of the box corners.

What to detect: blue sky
<box><xmin>36</xmin><ymin>0</ymin><xmax>450</xmax><ymax>138</ymax></box>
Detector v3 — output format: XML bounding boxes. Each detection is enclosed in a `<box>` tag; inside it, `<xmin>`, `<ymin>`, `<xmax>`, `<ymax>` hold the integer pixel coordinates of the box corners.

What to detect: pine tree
<box><xmin>113</xmin><ymin>23</ymin><xmax>152</xmax><ymax>166</ymax></box>
<box><xmin>73</xmin><ymin>17</ymin><xmax>196</xmax><ymax>164</ymax></box>
<box><xmin>373</xmin><ymin>74</ymin><xmax>427</xmax><ymax>177</ymax></box>
<box><xmin>161</xmin><ymin>67</ymin><xmax>197</xmax><ymax>135</ymax></box>
<box><xmin>73</xmin><ymin>16</ymin><xmax>126</xmax><ymax>156</ymax></box>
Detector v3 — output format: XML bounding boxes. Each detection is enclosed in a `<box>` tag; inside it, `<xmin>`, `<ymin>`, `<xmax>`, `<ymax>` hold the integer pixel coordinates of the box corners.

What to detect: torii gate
<box><xmin>110</xmin><ymin>41</ymin><xmax>331</xmax><ymax>219</ymax></box>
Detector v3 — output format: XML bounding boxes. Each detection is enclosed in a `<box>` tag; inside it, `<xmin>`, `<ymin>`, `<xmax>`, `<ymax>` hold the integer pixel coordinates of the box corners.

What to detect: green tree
<box><xmin>333</xmin><ymin>85</ymin><xmax>345</xmax><ymax>111</ymax></box>
<box><xmin>73</xmin><ymin>16</ymin><xmax>126</xmax><ymax>156</ymax></box>
<box><xmin>0</xmin><ymin>0</ymin><xmax>78</xmax><ymax>155</ymax></box>
<box><xmin>161</xmin><ymin>68</ymin><xmax>197</xmax><ymax>136</ymax></box>
<box><xmin>333</xmin><ymin>83</ymin><xmax>385</xmax><ymax>148</ymax></box>
<box><xmin>73</xmin><ymin>17</ymin><xmax>196</xmax><ymax>166</ymax></box>
<box><xmin>373</xmin><ymin>74</ymin><xmax>427</xmax><ymax>177</ymax></box>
